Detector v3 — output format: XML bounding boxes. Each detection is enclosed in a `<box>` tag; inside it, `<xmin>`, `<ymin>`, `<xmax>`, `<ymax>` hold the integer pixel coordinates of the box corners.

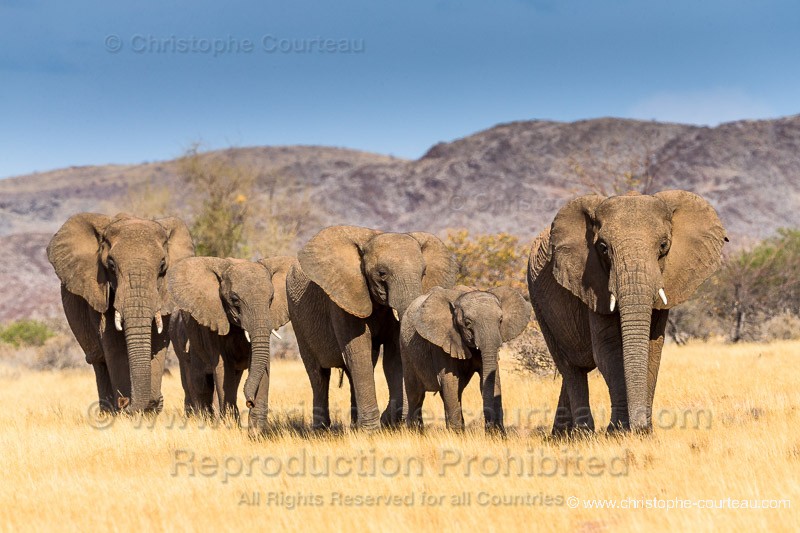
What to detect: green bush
<box><xmin>0</xmin><ymin>320</ymin><xmax>56</xmax><ymax>348</ymax></box>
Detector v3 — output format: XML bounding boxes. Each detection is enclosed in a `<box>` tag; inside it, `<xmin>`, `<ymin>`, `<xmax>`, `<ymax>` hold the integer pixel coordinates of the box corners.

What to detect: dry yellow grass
<box><xmin>1</xmin><ymin>340</ymin><xmax>798</xmax><ymax>532</ymax></box>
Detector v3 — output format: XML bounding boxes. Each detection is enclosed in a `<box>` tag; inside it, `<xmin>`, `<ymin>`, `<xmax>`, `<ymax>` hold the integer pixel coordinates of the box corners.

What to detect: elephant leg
<box><xmin>404</xmin><ymin>370</ymin><xmax>426</xmax><ymax>432</ymax></box>
<box><xmin>212</xmin><ymin>358</ymin><xmax>226</xmax><ymax>417</ymax></box>
<box><xmin>590</xmin><ymin>312</ymin><xmax>629</xmax><ymax>431</ymax></box>
<box><xmin>92</xmin><ymin>362</ymin><xmax>115</xmax><ymax>412</ymax></box>
<box><xmin>188</xmin><ymin>365</ymin><xmax>215</xmax><ymax>418</ymax></box>
<box><xmin>562</xmin><ymin>366</ymin><xmax>594</xmax><ymax>433</ymax></box>
<box><xmin>344</xmin><ymin>367</ymin><xmax>358</xmax><ymax>428</ymax></box>
<box><xmin>552</xmin><ymin>380</ymin><xmax>574</xmax><ymax>435</ymax></box>
<box><xmin>333</xmin><ymin>313</ymin><xmax>380</xmax><ymax>431</ymax></box>
<box><xmin>220</xmin><ymin>361</ymin><xmax>243</xmax><ymax>423</ymax></box>
<box><xmin>380</xmin><ymin>329</ymin><xmax>405</xmax><ymax>428</ymax></box>
<box><xmin>177</xmin><ymin>353</ymin><xmax>194</xmax><ymax>416</ymax></box>
<box><xmin>303</xmin><ymin>360</ymin><xmax>332</xmax><ymax>430</ymax></box>
<box><xmin>440</xmin><ymin>370</ymin><xmax>464</xmax><ymax>431</ymax></box>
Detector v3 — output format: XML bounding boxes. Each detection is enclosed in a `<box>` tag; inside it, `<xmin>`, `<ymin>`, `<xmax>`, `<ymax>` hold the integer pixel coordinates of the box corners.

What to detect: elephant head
<box><xmin>415</xmin><ymin>286</ymin><xmax>531</xmax><ymax>429</ymax></box>
<box><xmin>47</xmin><ymin>213</ymin><xmax>194</xmax><ymax>411</ymax></box>
<box><xmin>167</xmin><ymin>256</ymin><xmax>295</xmax><ymax>408</ymax></box>
<box><xmin>297</xmin><ymin>225</ymin><xmax>456</xmax><ymax>320</ymax></box>
<box><xmin>549</xmin><ymin>190</ymin><xmax>727</xmax><ymax>430</ymax></box>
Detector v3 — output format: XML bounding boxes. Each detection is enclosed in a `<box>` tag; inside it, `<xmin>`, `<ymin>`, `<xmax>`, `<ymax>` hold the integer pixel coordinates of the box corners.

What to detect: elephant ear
<box><xmin>258</xmin><ymin>256</ymin><xmax>297</xmax><ymax>328</ymax></box>
<box><xmin>156</xmin><ymin>217</ymin><xmax>195</xmax><ymax>315</ymax></box>
<box><xmin>654</xmin><ymin>190</ymin><xmax>727</xmax><ymax>308</ymax></box>
<box><xmin>46</xmin><ymin>213</ymin><xmax>112</xmax><ymax>314</ymax></box>
<box><xmin>488</xmin><ymin>286</ymin><xmax>532</xmax><ymax>342</ymax></box>
<box><xmin>415</xmin><ymin>287</ymin><xmax>471</xmax><ymax>359</ymax></box>
<box><xmin>408</xmin><ymin>232</ymin><xmax>457</xmax><ymax>291</ymax></box>
<box><xmin>297</xmin><ymin>225</ymin><xmax>380</xmax><ymax>318</ymax></box>
<box><xmin>167</xmin><ymin>256</ymin><xmax>230</xmax><ymax>335</ymax></box>
<box><xmin>550</xmin><ymin>195</ymin><xmax>611</xmax><ymax>314</ymax></box>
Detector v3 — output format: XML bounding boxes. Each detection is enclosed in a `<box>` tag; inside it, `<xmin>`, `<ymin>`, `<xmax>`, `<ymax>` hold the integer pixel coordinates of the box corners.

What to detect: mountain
<box><xmin>1</xmin><ymin>115</ymin><xmax>799</xmax><ymax>321</ymax></box>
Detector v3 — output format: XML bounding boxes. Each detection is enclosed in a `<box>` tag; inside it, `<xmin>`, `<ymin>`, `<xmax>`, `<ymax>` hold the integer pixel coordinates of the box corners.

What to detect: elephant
<box><xmin>46</xmin><ymin>213</ymin><xmax>194</xmax><ymax>413</ymax></box>
<box><xmin>287</xmin><ymin>225</ymin><xmax>457</xmax><ymax>431</ymax></box>
<box><xmin>527</xmin><ymin>190</ymin><xmax>727</xmax><ymax>434</ymax></box>
<box><xmin>400</xmin><ymin>285</ymin><xmax>531</xmax><ymax>433</ymax></box>
<box><xmin>167</xmin><ymin>256</ymin><xmax>295</xmax><ymax>434</ymax></box>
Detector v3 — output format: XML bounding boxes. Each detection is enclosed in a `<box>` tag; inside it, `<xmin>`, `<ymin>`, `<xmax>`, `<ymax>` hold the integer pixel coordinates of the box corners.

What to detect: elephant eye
<box><xmin>659</xmin><ymin>240</ymin><xmax>670</xmax><ymax>255</ymax></box>
<box><xmin>158</xmin><ymin>258</ymin><xmax>167</xmax><ymax>275</ymax></box>
<box><xmin>464</xmin><ymin>318</ymin><xmax>472</xmax><ymax>328</ymax></box>
<box><xmin>231</xmin><ymin>293</ymin><xmax>240</xmax><ymax>306</ymax></box>
<box><xmin>107</xmin><ymin>257</ymin><xmax>116</xmax><ymax>272</ymax></box>
<box><xmin>597</xmin><ymin>242</ymin><xmax>609</xmax><ymax>256</ymax></box>
<box><xmin>378</xmin><ymin>270</ymin><xmax>387</xmax><ymax>279</ymax></box>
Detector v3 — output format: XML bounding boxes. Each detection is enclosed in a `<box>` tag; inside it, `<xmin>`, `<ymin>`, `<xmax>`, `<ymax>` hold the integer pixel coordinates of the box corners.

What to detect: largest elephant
<box><xmin>287</xmin><ymin>225</ymin><xmax>457</xmax><ymax>431</ymax></box>
<box><xmin>47</xmin><ymin>213</ymin><xmax>194</xmax><ymax>412</ymax></box>
<box><xmin>528</xmin><ymin>191</ymin><xmax>726</xmax><ymax>433</ymax></box>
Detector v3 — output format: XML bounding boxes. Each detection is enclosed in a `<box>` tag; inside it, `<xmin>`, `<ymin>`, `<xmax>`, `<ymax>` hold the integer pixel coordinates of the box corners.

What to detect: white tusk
<box><xmin>609</xmin><ymin>294</ymin><xmax>616</xmax><ymax>313</ymax></box>
<box><xmin>271</xmin><ymin>329</ymin><xmax>282</xmax><ymax>340</ymax></box>
<box><xmin>154</xmin><ymin>314</ymin><xmax>163</xmax><ymax>334</ymax></box>
<box><xmin>658</xmin><ymin>288</ymin><xmax>668</xmax><ymax>306</ymax></box>
<box><xmin>244</xmin><ymin>330</ymin><xmax>251</xmax><ymax>343</ymax></box>
<box><xmin>114</xmin><ymin>310</ymin><xmax>123</xmax><ymax>331</ymax></box>
<box><xmin>392</xmin><ymin>308</ymin><xmax>400</xmax><ymax>321</ymax></box>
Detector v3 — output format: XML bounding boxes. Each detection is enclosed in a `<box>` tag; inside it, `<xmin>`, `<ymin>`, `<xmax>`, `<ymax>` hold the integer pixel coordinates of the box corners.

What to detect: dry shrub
<box><xmin>505</xmin><ymin>323</ymin><xmax>555</xmax><ymax>376</ymax></box>
<box><xmin>760</xmin><ymin>312</ymin><xmax>800</xmax><ymax>341</ymax></box>
<box><xmin>30</xmin><ymin>335</ymin><xmax>85</xmax><ymax>370</ymax></box>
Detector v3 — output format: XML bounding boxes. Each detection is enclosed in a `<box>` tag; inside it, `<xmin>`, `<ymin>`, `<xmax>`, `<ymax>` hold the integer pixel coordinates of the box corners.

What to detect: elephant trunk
<box><xmin>388</xmin><ymin>278</ymin><xmax>423</xmax><ymax>321</ymax></box>
<box><xmin>616</xmin><ymin>267</ymin><xmax>656</xmax><ymax>432</ymax></box>
<box><xmin>243</xmin><ymin>319</ymin><xmax>272</xmax><ymax>410</ymax></box>
<box><xmin>479</xmin><ymin>346</ymin><xmax>503</xmax><ymax>433</ymax></box>
<box><xmin>122</xmin><ymin>298</ymin><xmax>155</xmax><ymax>413</ymax></box>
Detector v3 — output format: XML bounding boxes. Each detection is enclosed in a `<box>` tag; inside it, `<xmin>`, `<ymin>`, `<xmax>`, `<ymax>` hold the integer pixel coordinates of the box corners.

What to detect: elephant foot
<box><xmin>606</xmin><ymin>420</ymin><xmax>630</xmax><ymax>434</ymax></box>
<box><xmin>484</xmin><ymin>423</ymin><xmax>506</xmax><ymax>438</ymax></box>
<box><xmin>379</xmin><ymin>411</ymin><xmax>404</xmax><ymax>431</ymax></box>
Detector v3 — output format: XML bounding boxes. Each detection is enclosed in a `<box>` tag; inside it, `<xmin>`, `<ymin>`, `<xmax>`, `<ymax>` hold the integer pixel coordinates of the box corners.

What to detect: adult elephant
<box><xmin>287</xmin><ymin>225</ymin><xmax>457</xmax><ymax>431</ymax></box>
<box><xmin>528</xmin><ymin>191</ymin><xmax>726</xmax><ymax>434</ymax></box>
<box><xmin>167</xmin><ymin>256</ymin><xmax>295</xmax><ymax>435</ymax></box>
<box><xmin>47</xmin><ymin>213</ymin><xmax>194</xmax><ymax>413</ymax></box>
<box><xmin>401</xmin><ymin>286</ymin><xmax>531</xmax><ymax>434</ymax></box>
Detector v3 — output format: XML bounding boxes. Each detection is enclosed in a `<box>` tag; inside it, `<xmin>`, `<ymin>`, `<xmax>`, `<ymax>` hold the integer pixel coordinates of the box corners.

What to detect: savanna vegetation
<box><xmin>1</xmin><ymin>340</ymin><xmax>797</xmax><ymax>530</ymax></box>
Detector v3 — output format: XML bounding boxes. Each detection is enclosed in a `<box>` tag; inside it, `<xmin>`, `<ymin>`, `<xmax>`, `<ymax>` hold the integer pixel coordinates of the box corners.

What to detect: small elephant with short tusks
<box><xmin>167</xmin><ymin>256</ymin><xmax>295</xmax><ymax>434</ymax></box>
<box><xmin>400</xmin><ymin>286</ymin><xmax>531</xmax><ymax>433</ymax></box>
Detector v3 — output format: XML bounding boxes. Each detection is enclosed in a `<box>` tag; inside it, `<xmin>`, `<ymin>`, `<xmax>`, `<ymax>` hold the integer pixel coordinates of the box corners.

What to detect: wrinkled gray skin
<box><xmin>168</xmin><ymin>257</ymin><xmax>295</xmax><ymax>435</ymax></box>
<box><xmin>287</xmin><ymin>226</ymin><xmax>457</xmax><ymax>431</ymax></box>
<box><xmin>401</xmin><ymin>286</ymin><xmax>531</xmax><ymax>434</ymax></box>
<box><xmin>528</xmin><ymin>191</ymin><xmax>726</xmax><ymax>434</ymax></box>
<box><xmin>46</xmin><ymin>213</ymin><xmax>194</xmax><ymax>413</ymax></box>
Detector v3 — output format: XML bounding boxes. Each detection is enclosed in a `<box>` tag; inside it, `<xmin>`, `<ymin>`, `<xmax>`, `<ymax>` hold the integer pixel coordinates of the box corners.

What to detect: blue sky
<box><xmin>1</xmin><ymin>0</ymin><xmax>798</xmax><ymax>178</ymax></box>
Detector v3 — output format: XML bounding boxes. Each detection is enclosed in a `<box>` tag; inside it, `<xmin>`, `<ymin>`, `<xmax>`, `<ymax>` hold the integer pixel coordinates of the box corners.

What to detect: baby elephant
<box><xmin>401</xmin><ymin>286</ymin><xmax>531</xmax><ymax>433</ymax></box>
<box><xmin>167</xmin><ymin>256</ymin><xmax>296</xmax><ymax>434</ymax></box>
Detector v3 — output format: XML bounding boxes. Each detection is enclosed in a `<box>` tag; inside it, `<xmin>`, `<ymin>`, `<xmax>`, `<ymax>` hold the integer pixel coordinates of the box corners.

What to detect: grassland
<box><xmin>1</xmin><ymin>340</ymin><xmax>798</xmax><ymax>532</ymax></box>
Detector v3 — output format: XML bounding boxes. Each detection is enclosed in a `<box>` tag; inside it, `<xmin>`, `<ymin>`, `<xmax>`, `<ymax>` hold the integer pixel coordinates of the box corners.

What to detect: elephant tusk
<box><xmin>244</xmin><ymin>330</ymin><xmax>251</xmax><ymax>343</ymax></box>
<box><xmin>658</xmin><ymin>288</ymin><xmax>668</xmax><ymax>306</ymax></box>
<box><xmin>114</xmin><ymin>310</ymin><xmax>123</xmax><ymax>331</ymax></box>
<box><xmin>392</xmin><ymin>308</ymin><xmax>400</xmax><ymax>321</ymax></box>
<box><xmin>609</xmin><ymin>294</ymin><xmax>616</xmax><ymax>313</ymax></box>
<box><xmin>271</xmin><ymin>329</ymin><xmax>282</xmax><ymax>340</ymax></box>
<box><xmin>154</xmin><ymin>314</ymin><xmax>163</xmax><ymax>334</ymax></box>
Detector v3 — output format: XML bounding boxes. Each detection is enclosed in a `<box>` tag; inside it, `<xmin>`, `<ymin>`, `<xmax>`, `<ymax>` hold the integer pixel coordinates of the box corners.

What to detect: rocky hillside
<box><xmin>2</xmin><ymin>115</ymin><xmax>799</xmax><ymax>321</ymax></box>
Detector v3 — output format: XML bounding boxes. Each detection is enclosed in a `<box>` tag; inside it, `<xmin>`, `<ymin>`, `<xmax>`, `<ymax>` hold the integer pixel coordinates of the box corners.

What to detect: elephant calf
<box><xmin>400</xmin><ymin>286</ymin><xmax>531</xmax><ymax>433</ymax></box>
<box><xmin>167</xmin><ymin>256</ymin><xmax>296</xmax><ymax>434</ymax></box>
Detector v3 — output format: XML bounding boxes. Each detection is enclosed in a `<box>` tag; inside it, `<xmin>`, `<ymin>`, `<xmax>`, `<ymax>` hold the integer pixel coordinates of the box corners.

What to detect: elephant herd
<box><xmin>46</xmin><ymin>190</ymin><xmax>727</xmax><ymax>436</ymax></box>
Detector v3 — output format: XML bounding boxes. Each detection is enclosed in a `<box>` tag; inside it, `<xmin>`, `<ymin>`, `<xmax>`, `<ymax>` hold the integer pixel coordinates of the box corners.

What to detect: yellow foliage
<box><xmin>444</xmin><ymin>229</ymin><xmax>528</xmax><ymax>293</ymax></box>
